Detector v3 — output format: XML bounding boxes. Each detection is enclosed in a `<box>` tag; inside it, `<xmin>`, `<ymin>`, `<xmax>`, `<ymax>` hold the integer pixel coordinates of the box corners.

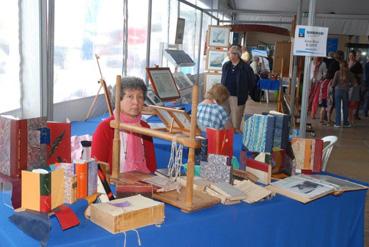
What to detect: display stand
<box><xmin>110</xmin><ymin>75</ymin><xmax>219</xmax><ymax>212</ymax></box>
<box><xmin>85</xmin><ymin>54</ymin><xmax>113</xmax><ymax>120</ymax></box>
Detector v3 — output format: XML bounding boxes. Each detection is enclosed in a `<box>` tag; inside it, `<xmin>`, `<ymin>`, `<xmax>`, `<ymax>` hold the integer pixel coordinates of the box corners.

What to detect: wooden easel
<box><xmin>85</xmin><ymin>54</ymin><xmax>114</xmax><ymax>120</ymax></box>
<box><xmin>110</xmin><ymin>75</ymin><xmax>219</xmax><ymax>212</ymax></box>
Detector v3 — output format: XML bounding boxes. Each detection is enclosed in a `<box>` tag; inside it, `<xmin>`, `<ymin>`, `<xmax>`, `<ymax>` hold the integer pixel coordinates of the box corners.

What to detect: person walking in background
<box><xmin>348</xmin><ymin>50</ymin><xmax>363</xmax><ymax>119</ymax></box>
<box><xmin>309</xmin><ymin>57</ymin><xmax>327</xmax><ymax>119</ymax></box>
<box><xmin>348</xmin><ymin>79</ymin><xmax>360</xmax><ymax>125</ymax></box>
<box><xmin>221</xmin><ymin>45</ymin><xmax>256</xmax><ymax>131</ymax></box>
<box><xmin>326</xmin><ymin>50</ymin><xmax>344</xmax><ymax>124</ymax></box>
<box><xmin>363</xmin><ymin>58</ymin><xmax>369</xmax><ymax>117</ymax></box>
<box><xmin>318</xmin><ymin>78</ymin><xmax>330</xmax><ymax>125</ymax></box>
<box><xmin>331</xmin><ymin>61</ymin><xmax>355</xmax><ymax>128</ymax></box>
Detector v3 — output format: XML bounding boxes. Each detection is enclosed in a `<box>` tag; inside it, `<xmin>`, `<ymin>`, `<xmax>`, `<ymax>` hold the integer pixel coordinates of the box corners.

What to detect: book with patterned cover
<box><xmin>0</xmin><ymin>116</ymin><xmax>47</xmax><ymax>178</ymax></box>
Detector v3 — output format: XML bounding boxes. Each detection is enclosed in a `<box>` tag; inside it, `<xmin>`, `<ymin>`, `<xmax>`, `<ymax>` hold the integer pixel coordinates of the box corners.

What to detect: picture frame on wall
<box><xmin>208</xmin><ymin>25</ymin><xmax>230</xmax><ymax>48</ymax></box>
<box><xmin>175</xmin><ymin>18</ymin><xmax>186</xmax><ymax>45</ymax></box>
<box><xmin>204</xmin><ymin>73</ymin><xmax>222</xmax><ymax>95</ymax></box>
<box><xmin>206</xmin><ymin>49</ymin><xmax>228</xmax><ymax>71</ymax></box>
<box><xmin>146</xmin><ymin>67</ymin><xmax>181</xmax><ymax>101</ymax></box>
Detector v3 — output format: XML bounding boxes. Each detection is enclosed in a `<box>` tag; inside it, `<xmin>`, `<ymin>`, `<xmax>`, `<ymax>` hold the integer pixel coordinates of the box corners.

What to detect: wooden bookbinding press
<box><xmin>110</xmin><ymin>75</ymin><xmax>219</xmax><ymax>212</ymax></box>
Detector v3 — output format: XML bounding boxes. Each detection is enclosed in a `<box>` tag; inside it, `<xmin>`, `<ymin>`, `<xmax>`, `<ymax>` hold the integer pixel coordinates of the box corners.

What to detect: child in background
<box><xmin>319</xmin><ymin>79</ymin><xmax>330</xmax><ymax>125</ymax></box>
<box><xmin>349</xmin><ymin>80</ymin><xmax>360</xmax><ymax>125</ymax></box>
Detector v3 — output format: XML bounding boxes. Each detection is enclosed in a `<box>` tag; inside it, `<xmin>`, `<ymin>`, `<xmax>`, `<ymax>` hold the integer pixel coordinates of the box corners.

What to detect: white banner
<box><xmin>293</xmin><ymin>25</ymin><xmax>329</xmax><ymax>57</ymax></box>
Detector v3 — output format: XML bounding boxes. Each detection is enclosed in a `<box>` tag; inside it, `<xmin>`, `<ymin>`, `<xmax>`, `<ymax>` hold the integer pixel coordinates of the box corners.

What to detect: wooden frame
<box><xmin>146</xmin><ymin>67</ymin><xmax>181</xmax><ymax>101</ymax></box>
<box><xmin>111</xmin><ymin>76</ymin><xmax>219</xmax><ymax>212</ymax></box>
<box><xmin>206</xmin><ymin>49</ymin><xmax>228</xmax><ymax>71</ymax></box>
<box><xmin>208</xmin><ymin>25</ymin><xmax>230</xmax><ymax>48</ymax></box>
<box><xmin>204</xmin><ymin>73</ymin><xmax>222</xmax><ymax>95</ymax></box>
<box><xmin>149</xmin><ymin>105</ymin><xmax>194</xmax><ymax>133</ymax></box>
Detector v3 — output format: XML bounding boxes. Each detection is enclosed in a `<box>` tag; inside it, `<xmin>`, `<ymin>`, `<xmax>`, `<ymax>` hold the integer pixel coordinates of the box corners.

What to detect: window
<box><xmin>127</xmin><ymin>0</ymin><xmax>148</xmax><ymax>79</ymax></box>
<box><xmin>0</xmin><ymin>2</ymin><xmax>20</xmax><ymax>113</ymax></box>
<box><xmin>54</xmin><ymin>0</ymin><xmax>124</xmax><ymax>103</ymax></box>
<box><xmin>179</xmin><ymin>3</ymin><xmax>202</xmax><ymax>75</ymax></box>
<box><xmin>150</xmin><ymin>0</ymin><xmax>169</xmax><ymax>67</ymax></box>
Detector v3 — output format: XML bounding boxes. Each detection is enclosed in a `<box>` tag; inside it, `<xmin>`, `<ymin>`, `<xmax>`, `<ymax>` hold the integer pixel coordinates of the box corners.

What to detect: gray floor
<box><xmin>243</xmin><ymin>99</ymin><xmax>369</xmax><ymax>246</ymax></box>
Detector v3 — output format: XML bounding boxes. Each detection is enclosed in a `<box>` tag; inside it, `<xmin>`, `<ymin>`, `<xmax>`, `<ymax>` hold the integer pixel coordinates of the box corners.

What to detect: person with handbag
<box><xmin>221</xmin><ymin>45</ymin><xmax>256</xmax><ymax>131</ymax></box>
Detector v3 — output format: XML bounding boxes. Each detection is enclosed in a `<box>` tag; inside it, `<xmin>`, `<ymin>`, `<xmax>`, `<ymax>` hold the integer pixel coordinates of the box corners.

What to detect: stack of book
<box><xmin>205</xmin><ymin>182</ymin><xmax>246</xmax><ymax>205</ymax></box>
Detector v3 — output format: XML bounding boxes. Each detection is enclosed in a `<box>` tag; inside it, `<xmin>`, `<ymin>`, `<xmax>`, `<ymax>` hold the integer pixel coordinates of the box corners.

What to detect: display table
<box><xmin>259</xmin><ymin>79</ymin><xmax>280</xmax><ymax>103</ymax></box>
<box><xmin>0</xmin><ymin>109</ymin><xmax>366</xmax><ymax>246</ymax></box>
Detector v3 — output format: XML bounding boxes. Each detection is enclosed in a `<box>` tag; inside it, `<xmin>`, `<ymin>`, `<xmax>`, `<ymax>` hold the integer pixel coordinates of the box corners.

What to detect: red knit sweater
<box><xmin>91</xmin><ymin>116</ymin><xmax>157</xmax><ymax>174</ymax></box>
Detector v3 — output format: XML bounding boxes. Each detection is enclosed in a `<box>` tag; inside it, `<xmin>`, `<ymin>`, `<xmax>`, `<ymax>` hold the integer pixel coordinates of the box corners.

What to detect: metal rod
<box><xmin>299</xmin><ymin>0</ymin><xmax>317</xmax><ymax>137</ymax></box>
<box><xmin>289</xmin><ymin>0</ymin><xmax>303</xmax><ymax>127</ymax></box>
<box><xmin>196</xmin><ymin>11</ymin><xmax>203</xmax><ymax>83</ymax></box>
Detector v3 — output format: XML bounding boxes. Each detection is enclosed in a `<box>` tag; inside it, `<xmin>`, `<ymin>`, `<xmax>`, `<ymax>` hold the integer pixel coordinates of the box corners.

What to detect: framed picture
<box><xmin>146</xmin><ymin>67</ymin><xmax>181</xmax><ymax>101</ymax></box>
<box><xmin>204</xmin><ymin>73</ymin><xmax>222</xmax><ymax>95</ymax></box>
<box><xmin>206</xmin><ymin>49</ymin><xmax>228</xmax><ymax>71</ymax></box>
<box><xmin>146</xmin><ymin>90</ymin><xmax>163</xmax><ymax>106</ymax></box>
<box><xmin>175</xmin><ymin>18</ymin><xmax>185</xmax><ymax>45</ymax></box>
<box><xmin>173</xmin><ymin>72</ymin><xmax>193</xmax><ymax>90</ymax></box>
<box><xmin>208</xmin><ymin>26</ymin><xmax>230</xmax><ymax>48</ymax></box>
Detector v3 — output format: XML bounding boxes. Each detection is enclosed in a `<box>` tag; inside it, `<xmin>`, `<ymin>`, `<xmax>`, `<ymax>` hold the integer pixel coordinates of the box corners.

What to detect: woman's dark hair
<box><xmin>112</xmin><ymin>76</ymin><xmax>147</xmax><ymax>106</ymax></box>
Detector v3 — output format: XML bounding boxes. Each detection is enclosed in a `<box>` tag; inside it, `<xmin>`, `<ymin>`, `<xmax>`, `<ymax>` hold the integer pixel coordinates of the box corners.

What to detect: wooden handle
<box><xmin>185</xmin><ymin>82</ymin><xmax>199</xmax><ymax>207</ymax></box>
<box><xmin>112</xmin><ymin>75</ymin><xmax>121</xmax><ymax>179</ymax></box>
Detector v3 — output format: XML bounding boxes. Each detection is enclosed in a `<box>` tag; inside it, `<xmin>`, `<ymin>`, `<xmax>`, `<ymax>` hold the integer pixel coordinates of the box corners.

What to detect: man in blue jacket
<box><xmin>221</xmin><ymin>45</ymin><xmax>256</xmax><ymax>131</ymax></box>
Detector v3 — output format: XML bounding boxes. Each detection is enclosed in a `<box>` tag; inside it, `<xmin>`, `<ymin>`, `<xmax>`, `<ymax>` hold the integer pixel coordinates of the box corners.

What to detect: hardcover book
<box><xmin>90</xmin><ymin>195</ymin><xmax>165</xmax><ymax>234</ymax></box>
<box><xmin>21</xmin><ymin>169</ymin><xmax>64</xmax><ymax>212</ymax></box>
<box><xmin>245</xmin><ymin>158</ymin><xmax>272</xmax><ymax>185</ymax></box>
<box><xmin>200</xmin><ymin>154</ymin><xmax>231</xmax><ymax>183</ymax></box>
<box><xmin>267</xmin><ymin>175</ymin><xmax>335</xmax><ymax>203</ymax></box>
<box><xmin>0</xmin><ymin>116</ymin><xmax>47</xmax><ymax>178</ymax></box>
<box><xmin>47</xmin><ymin>122</ymin><xmax>71</xmax><ymax>164</ymax></box>
<box><xmin>206</xmin><ymin>128</ymin><xmax>234</xmax><ymax>158</ymax></box>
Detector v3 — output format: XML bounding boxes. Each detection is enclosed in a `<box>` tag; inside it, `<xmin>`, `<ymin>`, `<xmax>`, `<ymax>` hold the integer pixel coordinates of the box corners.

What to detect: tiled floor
<box><xmin>244</xmin><ymin>99</ymin><xmax>369</xmax><ymax>246</ymax></box>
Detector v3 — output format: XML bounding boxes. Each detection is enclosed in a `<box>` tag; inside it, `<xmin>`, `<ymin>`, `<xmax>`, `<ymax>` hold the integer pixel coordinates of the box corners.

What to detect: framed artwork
<box><xmin>208</xmin><ymin>26</ymin><xmax>230</xmax><ymax>48</ymax></box>
<box><xmin>206</xmin><ymin>49</ymin><xmax>228</xmax><ymax>71</ymax></box>
<box><xmin>175</xmin><ymin>18</ymin><xmax>185</xmax><ymax>45</ymax></box>
<box><xmin>146</xmin><ymin>67</ymin><xmax>180</xmax><ymax>101</ymax></box>
<box><xmin>146</xmin><ymin>90</ymin><xmax>163</xmax><ymax>106</ymax></box>
<box><xmin>204</xmin><ymin>73</ymin><xmax>222</xmax><ymax>95</ymax></box>
<box><xmin>173</xmin><ymin>72</ymin><xmax>193</xmax><ymax>90</ymax></box>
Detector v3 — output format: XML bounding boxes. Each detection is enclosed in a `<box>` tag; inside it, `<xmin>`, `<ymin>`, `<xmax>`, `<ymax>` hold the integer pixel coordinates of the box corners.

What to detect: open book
<box><xmin>267</xmin><ymin>174</ymin><xmax>367</xmax><ymax>203</ymax></box>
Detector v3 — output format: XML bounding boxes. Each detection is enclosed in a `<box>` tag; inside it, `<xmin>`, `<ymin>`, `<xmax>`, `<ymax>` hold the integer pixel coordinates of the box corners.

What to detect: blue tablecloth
<box><xmin>1</xmin><ymin>106</ymin><xmax>367</xmax><ymax>246</ymax></box>
<box><xmin>259</xmin><ymin>79</ymin><xmax>280</xmax><ymax>91</ymax></box>
<box><xmin>1</xmin><ymin>185</ymin><xmax>367</xmax><ymax>247</ymax></box>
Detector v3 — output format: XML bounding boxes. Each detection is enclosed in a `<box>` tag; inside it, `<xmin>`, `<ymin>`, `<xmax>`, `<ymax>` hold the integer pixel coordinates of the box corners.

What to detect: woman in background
<box><xmin>331</xmin><ymin>61</ymin><xmax>355</xmax><ymax>127</ymax></box>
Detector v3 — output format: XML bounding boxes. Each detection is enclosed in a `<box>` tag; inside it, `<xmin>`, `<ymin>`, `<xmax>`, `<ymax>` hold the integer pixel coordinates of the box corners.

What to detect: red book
<box><xmin>313</xmin><ymin>139</ymin><xmax>323</xmax><ymax>172</ymax></box>
<box><xmin>47</xmin><ymin>122</ymin><xmax>71</xmax><ymax>164</ymax></box>
<box><xmin>54</xmin><ymin>205</ymin><xmax>80</xmax><ymax>230</ymax></box>
<box><xmin>40</xmin><ymin>195</ymin><xmax>51</xmax><ymax>213</ymax></box>
<box><xmin>245</xmin><ymin>158</ymin><xmax>271</xmax><ymax>185</ymax></box>
<box><xmin>206</xmin><ymin>128</ymin><xmax>234</xmax><ymax>158</ymax></box>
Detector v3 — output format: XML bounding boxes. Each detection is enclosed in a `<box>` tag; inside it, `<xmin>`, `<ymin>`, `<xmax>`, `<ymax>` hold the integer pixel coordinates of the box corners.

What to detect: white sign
<box><xmin>251</xmin><ymin>49</ymin><xmax>268</xmax><ymax>58</ymax></box>
<box><xmin>293</xmin><ymin>25</ymin><xmax>328</xmax><ymax>57</ymax></box>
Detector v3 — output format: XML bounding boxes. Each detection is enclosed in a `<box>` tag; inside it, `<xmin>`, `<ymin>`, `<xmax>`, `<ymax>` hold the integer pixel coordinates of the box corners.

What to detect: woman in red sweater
<box><xmin>91</xmin><ymin>77</ymin><xmax>156</xmax><ymax>174</ymax></box>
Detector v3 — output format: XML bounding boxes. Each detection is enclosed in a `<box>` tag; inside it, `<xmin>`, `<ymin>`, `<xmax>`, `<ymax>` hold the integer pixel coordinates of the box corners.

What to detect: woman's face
<box><xmin>120</xmin><ymin>88</ymin><xmax>145</xmax><ymax>118</ymax></box>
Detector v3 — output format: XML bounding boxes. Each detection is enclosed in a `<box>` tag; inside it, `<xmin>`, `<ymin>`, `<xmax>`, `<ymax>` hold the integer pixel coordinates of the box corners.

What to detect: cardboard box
<box><xmin>90</xmin><ymin>195</ymin><xmax>164</xmax><ymax>233</ymax></box>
